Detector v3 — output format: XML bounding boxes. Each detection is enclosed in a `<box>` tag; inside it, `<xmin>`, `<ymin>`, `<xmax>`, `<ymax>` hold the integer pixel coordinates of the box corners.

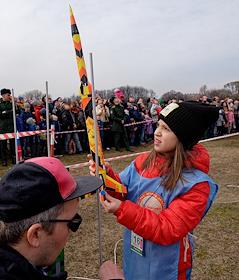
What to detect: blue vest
<box><xmin>119</xmin><ymin>161</ymin><xmax>218</xmax><ymax>280</ymax></box>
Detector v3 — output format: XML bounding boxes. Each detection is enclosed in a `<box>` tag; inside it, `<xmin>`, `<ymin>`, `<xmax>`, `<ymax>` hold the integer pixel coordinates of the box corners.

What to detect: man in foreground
<box><xmin>0</xmin><ymin>157</ymin><xmax>102</xmax><ymax>279</ymax></box>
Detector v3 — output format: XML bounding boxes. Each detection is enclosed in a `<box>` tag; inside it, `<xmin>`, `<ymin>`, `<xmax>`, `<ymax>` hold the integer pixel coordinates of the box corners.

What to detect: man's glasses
<box><xmin>41</xmin><ymin>213</ymin><xmax>82</xmax><ymax>232</ymax></box>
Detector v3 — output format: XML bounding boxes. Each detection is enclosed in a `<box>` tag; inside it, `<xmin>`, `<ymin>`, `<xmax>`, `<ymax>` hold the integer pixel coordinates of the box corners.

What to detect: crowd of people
<box><xmin>0</xmin><ymin>87</ymin><xmax>239</xmax><ymax>166</ymax></box>
<box><xmin>0</xmin><ymin>86</ymin><xmax>237</xmax><ymax>280</ymax></box>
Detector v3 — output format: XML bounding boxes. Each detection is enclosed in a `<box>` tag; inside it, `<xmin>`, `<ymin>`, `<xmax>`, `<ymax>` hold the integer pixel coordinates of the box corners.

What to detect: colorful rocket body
<box><xmin>70</xmin><ymin>6</ymin><xmax>127</xmax><ymax>195</ymax></box>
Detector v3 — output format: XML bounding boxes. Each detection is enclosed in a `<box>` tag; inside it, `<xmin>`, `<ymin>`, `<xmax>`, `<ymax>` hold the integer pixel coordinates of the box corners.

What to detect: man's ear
<box><xmin>26</xmin><ymin>223</ymin><xmax>44</xmax><ymax>248</ymax></box>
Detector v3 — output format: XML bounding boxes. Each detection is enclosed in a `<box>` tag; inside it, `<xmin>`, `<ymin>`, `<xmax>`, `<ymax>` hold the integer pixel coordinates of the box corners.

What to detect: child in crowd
<box><xmin>90</xmin><ymin>101</ymin><xmax>219</xmax><ymax>280</ymax></box>
<box><xmin>26</xmin><ymin>117</ymin><xmax>40</xmax><ymax>157</ymax></box>
<box><xmin>226</xmin><ymin>107</ymin><xmax>236</xmax><ymax>134</ymax></box>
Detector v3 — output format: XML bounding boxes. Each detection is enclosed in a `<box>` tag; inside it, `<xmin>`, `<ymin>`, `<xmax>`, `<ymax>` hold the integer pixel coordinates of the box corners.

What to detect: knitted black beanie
<box><xmin>159</xmin><ymin>101</ymin><xmax>219</xmax><ymax>149</ymax></box>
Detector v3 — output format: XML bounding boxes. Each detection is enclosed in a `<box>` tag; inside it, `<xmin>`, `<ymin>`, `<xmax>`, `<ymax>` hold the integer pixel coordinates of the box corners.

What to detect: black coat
<box><xmin>110</xmin><ymin>104</ymin><xmax>125</xmax><ymax>132</ymax></box>
<box><xmin>61</xmin><ymin>109</ymin><xmax>76</xmax><ymax>131</ymax></box>
<box><xmin>0</xmin><ymin>100</ymin><xmax>14</xmax><ymax>133</ymax></box>
<box><xmin>0</xmin><ymin>246</ymin><xmax>67</xmax><ymax>280</ymax></box>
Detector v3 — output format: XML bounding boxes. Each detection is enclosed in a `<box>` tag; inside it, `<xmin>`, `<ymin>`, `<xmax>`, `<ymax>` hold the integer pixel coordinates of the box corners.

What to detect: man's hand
<box><xmin>100</xmin><ymin>192</ymin><xmax>122</xmax><ymax>214</ymax></box>
<box><xmin>89</xmin><ymin>159</ymin><xmax>96</xmax><ymax>176</ymax></box>
<box><xmin>89</xmin><ymin>159</ymin><xmax>111</xmax><ymax>176</ymax></box>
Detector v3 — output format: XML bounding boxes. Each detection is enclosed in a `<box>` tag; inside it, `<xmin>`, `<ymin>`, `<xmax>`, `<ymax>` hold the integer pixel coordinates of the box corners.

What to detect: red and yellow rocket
<box><xmin>70</xmin><ymin>6</ymin><xmax>127</xmax><ymax>195</ymax></box>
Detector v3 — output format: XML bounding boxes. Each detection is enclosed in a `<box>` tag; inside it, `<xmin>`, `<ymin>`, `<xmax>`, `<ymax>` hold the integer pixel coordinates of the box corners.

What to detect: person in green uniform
<box><xmin>110</xmin><ymin>96</ymin><xmax>133</xmax><ymax>152</ymax></box>
<box><xmin>0</xmin><ymin>88</ymin><xmax>15</xmax><ymax>166</ymax></box>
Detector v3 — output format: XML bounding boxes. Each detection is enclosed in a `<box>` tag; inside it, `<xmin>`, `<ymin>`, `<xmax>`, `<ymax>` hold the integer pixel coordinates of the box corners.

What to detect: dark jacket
<box><xmin>0</xmin><ymin>246</ymin><xmax>67</xmax><ymax>280</ymax></box>
<box><xmin>61</xmin><ymin>109</ymin><xmax>75</xmax><ymax>131</ymax></box>
<box><xmin>110</xmin><ymin>104</ymin><xmax>125</xmax><ymax>132</ymax></box>
<box><xmin>0</xmin><ymin>100</ymin><xmax>14</xmax><ymax>133</ymax></box>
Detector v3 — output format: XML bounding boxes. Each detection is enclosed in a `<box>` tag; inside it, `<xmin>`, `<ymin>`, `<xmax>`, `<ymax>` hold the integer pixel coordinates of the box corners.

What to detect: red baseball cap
<box><xmin>0</xmin><ymin>157</ymin><xmax>103</xmax><ymax>222</ymax></box>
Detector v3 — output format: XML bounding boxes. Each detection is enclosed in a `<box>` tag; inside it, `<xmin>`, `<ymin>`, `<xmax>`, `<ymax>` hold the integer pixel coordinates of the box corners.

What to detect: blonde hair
<box><xmin>141</xmin><ymin>142</ymin><xmax>192</xmax><ymax>191</ymax></box>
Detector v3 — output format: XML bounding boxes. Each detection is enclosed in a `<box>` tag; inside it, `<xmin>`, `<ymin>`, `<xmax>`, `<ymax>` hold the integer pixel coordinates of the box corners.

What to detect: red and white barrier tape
<box><xmin>0</xmin><ymin>130</ymin><xmax>48</xmax><ymax>140</ymax></box>
<box><xmin>66</xmin><ymin>132</ymin><xmax>239</xmax><ymax>170</ymax></box>
<box><xmin>65</xmin><ymin>151</ymin><xmax>149</xmax><ymax>170</ymax></box>
<box><xmin>199</xmin><ymin>132</ymin><xmax>239</xmax><ymax>143</ymax></box>
<box><xmin>124</xmin><ymin>120</ymin><xmax>153</xmax><ymax>127</ymax></box>
<box><xmin>0</xmin><ymin>120</ymin><xmax>155</xmax><ymax>140</ymax></box>
<box><xmin>55</xmin><ymin>120</ymin><xmax>154</xmax><ymax>135</ymax></box>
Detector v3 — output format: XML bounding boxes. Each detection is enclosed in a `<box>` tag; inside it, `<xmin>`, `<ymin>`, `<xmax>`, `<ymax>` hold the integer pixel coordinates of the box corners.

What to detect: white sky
<box><xmin>0</xmin><ymin>0</ymin><xmax>238</xmax><ymax>98</ymax></box>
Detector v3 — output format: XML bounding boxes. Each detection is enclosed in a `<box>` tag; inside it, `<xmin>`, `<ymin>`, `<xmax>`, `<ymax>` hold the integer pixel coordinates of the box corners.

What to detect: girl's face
<box><xmin>97</xmin><ymin>99</ymin><xmax>103</xmax><ymax>105</ymax></box>
<box><xmin>154</xmin><ymin>120</ymin><xmax>178</xmax><ymax>154</ymax></box>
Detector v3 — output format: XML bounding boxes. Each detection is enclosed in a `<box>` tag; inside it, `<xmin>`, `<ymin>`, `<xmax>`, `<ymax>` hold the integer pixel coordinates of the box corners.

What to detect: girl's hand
<box><xmin>100</xmin><ymin>192</ymin><xmax>122</xmax><ymax>214</ymax></box>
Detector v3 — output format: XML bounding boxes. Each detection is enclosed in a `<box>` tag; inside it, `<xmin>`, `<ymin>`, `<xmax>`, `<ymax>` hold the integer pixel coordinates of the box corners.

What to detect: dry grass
<box><xmin>0</xmin><ymin>136</ymin><xmax>238</xmax><ymax>279</ymax></box>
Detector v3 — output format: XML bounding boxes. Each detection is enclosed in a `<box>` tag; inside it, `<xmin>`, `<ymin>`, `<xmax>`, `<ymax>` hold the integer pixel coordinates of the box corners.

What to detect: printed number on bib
<box><xmin>131</xmin><ymin>231</ymin><xmax>144</xmax><ymax>256</ymax></box>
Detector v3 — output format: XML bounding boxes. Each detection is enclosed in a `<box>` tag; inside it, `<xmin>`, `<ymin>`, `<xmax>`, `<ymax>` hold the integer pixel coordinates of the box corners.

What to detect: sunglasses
<box><xmin>42</xmin><ymin>213</ymin><xmax>82</xmax><ymax>232</ymax></box>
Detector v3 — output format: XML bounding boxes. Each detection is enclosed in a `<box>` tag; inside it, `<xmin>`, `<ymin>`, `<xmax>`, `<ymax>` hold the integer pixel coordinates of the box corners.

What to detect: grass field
<box><xmin>0</xmin><ymin>135</ymin><xmax>238</xmax><ymax>279</ymax></box>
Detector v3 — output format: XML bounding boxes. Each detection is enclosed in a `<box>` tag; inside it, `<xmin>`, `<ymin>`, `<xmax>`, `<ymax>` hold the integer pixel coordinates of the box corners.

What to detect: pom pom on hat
<box><xmin>114</xmin><ymin>88</ymin><xmax>124</xmax><ymax>100</ymax></box>
<box><xmin>159</xmin><ymin>101</ymin><xmax>219</xmax><ymax>149</ymax></box>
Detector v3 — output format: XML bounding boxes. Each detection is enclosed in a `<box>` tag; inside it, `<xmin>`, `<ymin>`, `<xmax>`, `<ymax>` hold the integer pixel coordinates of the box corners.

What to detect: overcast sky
<box><xmin>0</xmin><ymin>0</ymin><xmax>238</xmax><ymax>98</ymax></box>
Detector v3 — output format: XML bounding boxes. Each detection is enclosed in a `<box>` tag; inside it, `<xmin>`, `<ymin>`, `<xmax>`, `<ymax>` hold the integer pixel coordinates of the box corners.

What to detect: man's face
<box><xmin>2</xmin><ymin>93</ymin><xmax>11</xmax><ymax>102</ymax></box>
<box><xmin>38</xmin><ymin>199</ymin><xmax>79</xmax><ymax>266</ymax></box>
<box><xmin>113</xmin><ymin>97</ymin><xmax>120</xmax><ymax>105</ymax></box>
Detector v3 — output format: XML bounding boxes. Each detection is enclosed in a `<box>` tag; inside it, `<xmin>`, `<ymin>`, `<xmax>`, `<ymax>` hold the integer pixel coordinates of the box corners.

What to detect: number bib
<box><xmin>131</xmin><ymin>231</ymin><xmax>144</xmax><ymax>256</ymax></box>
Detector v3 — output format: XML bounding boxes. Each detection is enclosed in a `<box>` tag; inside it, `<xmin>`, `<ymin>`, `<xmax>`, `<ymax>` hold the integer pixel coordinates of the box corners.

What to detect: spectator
<box><xmin>227</xmin><ymin>107</ymin><xmax>236</xmax><ymax>134</ymax></box>
<box><xmin>96</xmin><ymin>98</ymin><xmax>110</xmax><ymax>150</ymax></box>
<box><xmin>38</xmin><ymin>108</ymin><xmax>48</xmax><ymax>156</ymax></box>
<box><xmin>216</xmin><ymin>109</ymin><xmax>226</xmax><ymax>136</ymax></box>
<box><xmin>144</xmin><ymin>109</ymin><xmax>154</xmax><ymax>142</ymax></box>
<box><xmin>110</xmin><ymin>96</ymin><xmax>133</xmax><ymax>152</ymax></box>
<box><xmin>33</xmin><ymin>100</ymin><xmax>43</xmax><ymax>124</ymax></box>
<box><xmin>61</xmin><ymin>103</ymin><xmax>83</xmax><ymax>154</ymax></box>
<box><xmin>150</xmin><ymin>98</ymin><xmax>161</xmax><ymax>132</ymax></box>
<box><xmin>114</xmin><ymin>88</ymin><xmax>127</xmax><ymax>108</ymax></box>
<box><xmin>0</xmin><ymin>88</ymin><xmax>15</xmax><ymax>166</ymax></box>
<box><xmin>26</xmin><ymin>117</ymin><xmax>40</xmax><ymax>157</ymax></box>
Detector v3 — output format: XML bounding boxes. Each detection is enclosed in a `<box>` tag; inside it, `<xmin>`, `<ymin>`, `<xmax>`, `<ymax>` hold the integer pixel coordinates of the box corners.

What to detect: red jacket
<box><xmin>107</xmin><ymin>144</ymin><xmax>211</xmax><ymax>280</ymax></box>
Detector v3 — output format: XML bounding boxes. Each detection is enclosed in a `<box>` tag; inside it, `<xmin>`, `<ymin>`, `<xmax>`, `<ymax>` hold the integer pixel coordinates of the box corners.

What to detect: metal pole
<box><xmin>50</xmin><ymin>124</ymin><xmax>55</xmax><ymax>157</ymax></box>
<box><xmin>11</xmin><ymin>89</ymin><xmax>18</xmax><ymax>164</ymax></box>
<box><xmin>90</xmin><ymin>52</ymin><xmax>103</xmax><ymax>265</ymax></box>
<box><xmin>45</xmin><ymin>81</ymin><xmax>50</xmax><ymax>157</ymax></box>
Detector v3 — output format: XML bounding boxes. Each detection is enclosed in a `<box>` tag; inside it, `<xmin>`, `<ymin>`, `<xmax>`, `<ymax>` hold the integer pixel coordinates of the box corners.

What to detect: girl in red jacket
<box><xmin>90</xmin><ymin>101</ymin><xmax>219</xmax><ymax>280</ymax></box>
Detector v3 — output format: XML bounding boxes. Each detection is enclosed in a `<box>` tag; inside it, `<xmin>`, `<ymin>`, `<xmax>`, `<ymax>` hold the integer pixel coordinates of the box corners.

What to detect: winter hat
<box><xmin>24</xmin><ymin>102</ymin><xmax>31</xmax><ymax>109</ymax></box>
<box><xmin>1</xmin><ymin>88</ymin><xmax>11</xmax><ymax>96</ymax></box>
<box><xmin>114</xmin><ymin>88</ymin><xmax>124</xmax><ymax>100</ymax></box>
<box><xmin>109</xmin><ymin>96</ymin><xmax>116</xmax><ymax>105</ymax></box>
<box><xmin>159</xmin><ymin>101</ymin><xmax>219</xmax><ymax>149</ymax></box>
<box><xmin>26</xmin><ymin>117</ymin><xmax>35</xmax><ymax>125</ymax></box>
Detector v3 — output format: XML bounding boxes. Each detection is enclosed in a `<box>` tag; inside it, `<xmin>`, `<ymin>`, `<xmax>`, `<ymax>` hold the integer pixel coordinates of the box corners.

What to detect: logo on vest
<box><xmin>138</xmin><ymin>192</ymin><xmax>164</xmax><ymax>215</ymax></box>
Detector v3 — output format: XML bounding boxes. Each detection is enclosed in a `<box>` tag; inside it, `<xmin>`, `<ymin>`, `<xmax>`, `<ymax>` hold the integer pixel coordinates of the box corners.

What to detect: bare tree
<box><xmin>95</xmin><ymin>85</ymin><xmax>156</xmax><ymax>101</ymax></box>
<box><xmin>199</xmin><ymin>85</ymin><xmax>208</xmax><ymax>96</ymax></box>
<box><xmin>224</xmin><ymin>81</ymin><xmax>239</xmax><ymax>95</ymax></box>
<box><xmin>23</xmin><ymin>90</ymin><xmax>44</xmax><ymax>100</ymax></box>
<box><xmin>161</xmin><ymin>90</ymin><xmax>184</xmax><ymax>101</ymax></box>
